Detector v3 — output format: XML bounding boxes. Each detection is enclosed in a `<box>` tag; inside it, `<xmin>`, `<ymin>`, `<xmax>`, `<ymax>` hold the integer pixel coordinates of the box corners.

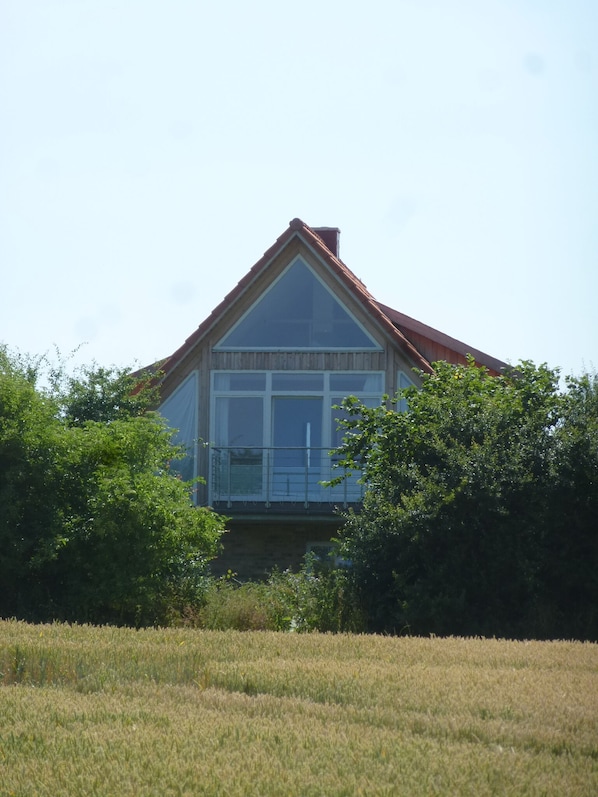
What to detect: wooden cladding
<box><xmin>210</xmin><ymin>350</ymin><xmax>387</xmax><ymax>372</ymax></box>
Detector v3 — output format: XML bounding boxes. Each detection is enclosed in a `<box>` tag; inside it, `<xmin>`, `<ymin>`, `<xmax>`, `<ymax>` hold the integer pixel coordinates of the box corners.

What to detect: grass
<box><xmin>1</xmin><ymin>621</ymin><xmax>597</xmax><ymax>796</ymax></box>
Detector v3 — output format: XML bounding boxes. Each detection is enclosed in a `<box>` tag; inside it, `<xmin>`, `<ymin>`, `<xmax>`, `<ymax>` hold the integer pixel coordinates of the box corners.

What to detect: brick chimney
<box><xmin>312</xmin><ymin>227</ymin><xmax>340</xmax><ymax>258</ymax></box>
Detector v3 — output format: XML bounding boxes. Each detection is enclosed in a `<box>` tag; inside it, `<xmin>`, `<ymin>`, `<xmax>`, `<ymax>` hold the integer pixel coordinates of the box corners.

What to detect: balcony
<box><xmin>209</xmin><ymin>446</ymin><xmax>364</xmax><ymax>511</ymax></box>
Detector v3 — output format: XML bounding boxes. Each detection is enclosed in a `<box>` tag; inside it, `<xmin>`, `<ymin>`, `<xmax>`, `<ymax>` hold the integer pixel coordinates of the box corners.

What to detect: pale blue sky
<box><xmin>1</xmin><ymin>0</ymin><xmax>596</xmax><ymax>378</ymax></box>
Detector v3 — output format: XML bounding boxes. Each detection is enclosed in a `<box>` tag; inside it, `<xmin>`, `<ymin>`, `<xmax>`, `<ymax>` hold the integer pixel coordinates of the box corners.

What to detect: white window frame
<box><xmin>209</xmin><ymin>370</ymin><xmax>383</xmax><ymax>503</ymax></box>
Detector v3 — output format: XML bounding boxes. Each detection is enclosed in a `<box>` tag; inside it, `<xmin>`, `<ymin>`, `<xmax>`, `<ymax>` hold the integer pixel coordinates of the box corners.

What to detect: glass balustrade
<box><xmin>210</xmin><ymin>446</ymin><xmax>364</xmax><ymax>508</ymax></box>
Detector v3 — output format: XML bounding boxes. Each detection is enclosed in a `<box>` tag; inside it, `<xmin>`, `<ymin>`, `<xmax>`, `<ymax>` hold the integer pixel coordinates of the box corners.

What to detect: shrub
<box><xmin>332</xmin><ymin>359</ymin><xmax>598</xmax><ymax>639</ymax></box>
<box><xmin>267</xmin><ymin>556</ymin><xmax>365</xmax><ymax>633</ymax></box>
<box><xmin>198</xmin><ymin>574</ymin><xmax>288</xmax><ymax>631</ymax></box>
<box><xmin>0</xmin><ymin>347</ymin><xmax>226</xmax><ymax>626</ymax></box>
<box><xmin>196</xmin><ymin>557</ymin><xmax>366</xmax><ymax>633</ymax></box>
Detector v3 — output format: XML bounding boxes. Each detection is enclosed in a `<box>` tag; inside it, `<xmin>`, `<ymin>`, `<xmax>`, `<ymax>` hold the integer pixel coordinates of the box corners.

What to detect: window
<box><xmin>397</xmin><ymin>370</ymin><xmax>416</xmax><ymax>412</ymax></box>
<box><xmin>214</xmin><ymin>373</ymin><xmax>266</xmax><ymax>391</ymax></box>
<box><xmin>216</xmin><ymin>258</ymin><xmax>381</xmax><ymax>350</ymax></box>
<box><xmin>211</xmin><ymin>371</ymin><xmax>383</xmax><ymax>503</ymax></box>
<box><xmin>214</xmin><ymin>396</ymin><xmax>264</xmax><ymax>497</ymax></box>
<box><xmin>159</xmin><ymin>372</ymin><xmax>198</xmax><ymax>483</ymax></box>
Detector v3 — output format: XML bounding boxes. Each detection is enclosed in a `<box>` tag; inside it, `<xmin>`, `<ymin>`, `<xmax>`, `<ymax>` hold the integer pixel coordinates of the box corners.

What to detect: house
<box><xmin>157</xmin><ymin>218</ymin><xmax>506</xmax><ymax>578</ymax></box>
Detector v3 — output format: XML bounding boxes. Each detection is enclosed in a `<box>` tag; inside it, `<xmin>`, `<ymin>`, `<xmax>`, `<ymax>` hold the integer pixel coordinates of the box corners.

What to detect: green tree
<box><xmin>332</xmin><ymin>359</ymin><xmax>597</xmax><ymax>639</ymax></box>
<box><xmin>58</xmin><ymin>362</ymin><xmax>161</xmax><ymax>425</ymax></box>
<box><xmin>0</xmin><ymin>346</ymin><xmax>225</xmax><ymax>625</ymax></box>
<box><xmin>537</xmin><ymin>372</ymin><xmax>598</xmax><ymax>639</ymax></box>
<box><xmin>0</xmin><ymin>348</ymin><xmax>65</xmax><ymax>615</ymax></box>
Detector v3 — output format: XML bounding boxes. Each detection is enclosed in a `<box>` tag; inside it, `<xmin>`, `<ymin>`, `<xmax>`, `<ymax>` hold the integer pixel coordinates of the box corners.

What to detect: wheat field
<box><xmin>0</xmin><ymin>620</ymin><xmax>597</xmax><ymax>796</ymax></box>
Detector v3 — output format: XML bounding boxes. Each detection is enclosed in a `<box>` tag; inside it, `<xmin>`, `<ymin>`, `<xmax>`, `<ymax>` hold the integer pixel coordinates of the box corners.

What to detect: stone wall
<box><xmin>213</xmin><ymin>517</ymin><xmax>343</xmax><ymax>580</ymax></box>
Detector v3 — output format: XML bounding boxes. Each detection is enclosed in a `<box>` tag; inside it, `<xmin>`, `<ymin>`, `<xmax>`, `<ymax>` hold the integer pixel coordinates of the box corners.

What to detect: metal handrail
<box><xmin>209</xmin><ymin>445</ymin><xmax>363</xmax><ymax>508</ymax></box>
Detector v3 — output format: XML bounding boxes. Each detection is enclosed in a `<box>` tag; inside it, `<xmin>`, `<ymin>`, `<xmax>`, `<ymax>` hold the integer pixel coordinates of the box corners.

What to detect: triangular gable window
<box><xmin>216</xmin><ymin>258</ymin><xmax>381</xmax><ymax>350</ymax></box>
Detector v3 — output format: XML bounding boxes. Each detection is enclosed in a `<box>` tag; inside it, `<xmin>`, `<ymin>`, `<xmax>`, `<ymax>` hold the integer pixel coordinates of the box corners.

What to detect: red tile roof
<box><xmin>377</xmin><ymin>303</ymin><xmax>506</xmax><ymax>375</ymax></box>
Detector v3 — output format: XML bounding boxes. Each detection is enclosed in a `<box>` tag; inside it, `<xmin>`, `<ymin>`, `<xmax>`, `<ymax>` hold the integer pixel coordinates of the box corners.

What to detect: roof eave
<box><xmin>160</xmin><ymin>222</ymin><xmax>303</xmax><ymax>377</ymax></box>
<box><xmin>296</xmin><ymin>223</ymin><xmax>434</xmax><ymax>374</ymax></box>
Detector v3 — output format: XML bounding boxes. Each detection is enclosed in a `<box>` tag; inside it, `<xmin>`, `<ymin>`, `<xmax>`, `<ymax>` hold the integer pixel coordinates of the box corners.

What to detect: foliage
<box><xmin>0</xmin><ymin>346</ymin><xmax>225</xmax><ymax>625</ymax></box>
<box><xmin>54</xmin><ymin>358</ymin><xmax>162</xmax><ymax>425</ymax></box>
<box><xmin>194</xmin><ymin>555</ymin><xmax>365</xmax><ymax>633</ymax></box>
<box><xmin>265</xmin><ymin>554</ymin><xmax>366</xmax><ymax>633</ymax></box>
<box><xmin>197</xmin><ymin>571</ymin><xmax>284</xmax><ymax>631</ymax></box>
<box><xmin>537</xmin><ymin>371</ymin><xmax>598</xmax><ymax>638</ymax></box>
<box><xmin>0</xmin><ymin>349</ymin><xmax>65</xmax><ymax>613</ymax></box>
<box><xmin>332</xmin><ymin>359</ymin><xmax>598</xmax><ymax>639</ymax></box>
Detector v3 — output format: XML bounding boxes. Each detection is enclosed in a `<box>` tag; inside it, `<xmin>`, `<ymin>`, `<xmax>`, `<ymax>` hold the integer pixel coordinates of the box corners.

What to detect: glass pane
<box><xmin>399</xmin><ymin>371</ymin><xmax>415</xmax><ymax>390</ymax></box>
<box><xmin>272</xmin><ymin>373</ymin><xmax>324</xmax><ymax>391</ymax></box>
<box><xmin>215</xmin><ymin>397</ymin><xmax>263</xmax><ymax>447</ymax></box>
<box><xmin>159</xmin><ymin>373</ymin><xmax>197</xmax><ymax>482</ymax></box>
<box><xmin>398</xmin><ymin>371</ymin><xmax>415</xmax><ymax>412</ymax></box>
<box><xmin>218</xmin><ymin>260</ymin><xmax>379</xmax><ymax>349</ymax></box>
<box><xmin>213</xmin><ymin>373</ymin><xmax>266</xmax><ymax>391</ymax></box>
<box><xmin>273</xmin><ymin>398</ymin><xmax>322</xmax><ymax>453</ymax></box>
<box><xmin>214</xmin><ymin>397</ymin><xmax>263</xmax><ymax>497</ymax></box>
<box><xmin>330</xmin><ymin>373</ymin><xmax>383</xmax><ymax>393</ymax></box>
<box><xmin>272</xmin><ymin>397</ymin><xmax>323</xmax><ymax>499</ymax></box>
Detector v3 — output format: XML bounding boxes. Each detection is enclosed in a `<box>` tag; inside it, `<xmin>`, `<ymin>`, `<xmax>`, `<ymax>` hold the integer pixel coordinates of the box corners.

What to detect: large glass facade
<box><xmin>211</xmin><ymin>371</ymin><xmax>383</xmax><ymax>504</ymax></box>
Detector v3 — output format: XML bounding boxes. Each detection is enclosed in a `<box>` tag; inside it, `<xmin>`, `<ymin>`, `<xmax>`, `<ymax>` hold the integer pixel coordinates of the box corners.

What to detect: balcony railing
<box><xmin>210</xmin><ymin>446</ymin><xmax>364</xmax><ymax>508</ymax></box>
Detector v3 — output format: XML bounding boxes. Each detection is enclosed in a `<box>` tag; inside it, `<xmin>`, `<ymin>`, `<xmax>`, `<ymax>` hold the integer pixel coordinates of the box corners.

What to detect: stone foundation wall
<box><xmin>213</xmin><ymin>517</ymin><xmax>343</xmax><ymax>580</ymax></box>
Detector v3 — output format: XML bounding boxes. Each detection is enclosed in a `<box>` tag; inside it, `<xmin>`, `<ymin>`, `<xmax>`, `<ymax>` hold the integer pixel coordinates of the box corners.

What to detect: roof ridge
<box><xmin>297</xmin><ymin>222</ymin><xmax>433</xmax><ymax>373</ymax></box>
<box><xmin>160</xmin><ymin>218</ymin><xmax>435</xmax><ymax>377</ymax></box>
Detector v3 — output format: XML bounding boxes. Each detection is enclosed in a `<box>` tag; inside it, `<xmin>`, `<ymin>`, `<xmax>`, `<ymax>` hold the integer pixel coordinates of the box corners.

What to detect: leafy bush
<box><xmin>266</xmin><ymin>555</ymin><xmax>365</xmax><ymax>633</ymax></box>
<box><xmin>0</xmin><ymin>346</ymin><xmax>226</xmax><ymax>626</ymax></box>
<box><xmin>198</xmin><ymin>573</ymin><xmax>287</xmax><ymax>631</ymax></box>
<box><xmin>196</xmin><ymin>556</ymin><xmax>365</xmax><ymax>633</ymax></box>
<box><xmin>332</xmin><ymin>359</ymin><xmax>598</xmax><ymax>639</ymax></box>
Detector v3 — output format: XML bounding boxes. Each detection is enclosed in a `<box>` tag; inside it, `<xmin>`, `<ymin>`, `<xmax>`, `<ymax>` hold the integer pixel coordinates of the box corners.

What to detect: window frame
<box><xmin>211</xmin><ymin>370</ymin><xmax>384</xmax><ymax>449</ymax></box>
<box><xmin>214</xmin><ymin>257</ymin><xmax>383</xmax><ymax>352</ymax></box>
<box><xmin>210</xmin><ymin>370</ymin><xmax>384</xmax><ymax>503</ymax></box>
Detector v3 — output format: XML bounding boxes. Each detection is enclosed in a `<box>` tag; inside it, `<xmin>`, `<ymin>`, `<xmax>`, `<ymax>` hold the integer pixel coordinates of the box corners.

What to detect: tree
<box><xmin>332</xmin><ymin>359</ymin><xmax>598</xmax><ymax>639</ymax></box>
<box><xmin>537</xmin><ymin>372</ymin><xmax>598</xmax><ymax>639</ymax></box>
<box><xmin>0</xmin><ymin>347</ymin><xmax>225</xmax><ymax>625</ymax></box>
<box><xmin>0</xmin><ymin>348</ymin><xmax>65</xmax><ymax>615</ymax></box>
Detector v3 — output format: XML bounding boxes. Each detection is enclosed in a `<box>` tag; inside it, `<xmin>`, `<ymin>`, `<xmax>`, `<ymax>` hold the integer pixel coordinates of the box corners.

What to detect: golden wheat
<box><xmin>1</xmin><ymin>621</ymin><xmax>597</xmax><ymax>796</ymax></box>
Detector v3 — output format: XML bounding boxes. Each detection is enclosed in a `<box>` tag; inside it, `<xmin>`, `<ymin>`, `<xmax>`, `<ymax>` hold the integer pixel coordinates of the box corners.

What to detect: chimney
<box><xmin>312</xmin><ymin>226</ymin><xmax>340</xmax><ymax>258</ymax></box>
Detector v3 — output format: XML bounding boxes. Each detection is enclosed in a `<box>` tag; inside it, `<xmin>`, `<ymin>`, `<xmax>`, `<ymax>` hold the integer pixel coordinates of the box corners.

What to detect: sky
<box><xmin>1</xmin><ymin>0</ymin><xmax>597</xmax><ymax>380</ymax></box>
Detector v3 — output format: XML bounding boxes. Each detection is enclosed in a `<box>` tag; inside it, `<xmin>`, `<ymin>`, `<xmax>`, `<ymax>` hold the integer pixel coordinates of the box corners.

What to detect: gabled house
<box><xmin>157</xmin><ymin>218</ymin><xmax>506</xmax><ymax>578</ymax></box>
